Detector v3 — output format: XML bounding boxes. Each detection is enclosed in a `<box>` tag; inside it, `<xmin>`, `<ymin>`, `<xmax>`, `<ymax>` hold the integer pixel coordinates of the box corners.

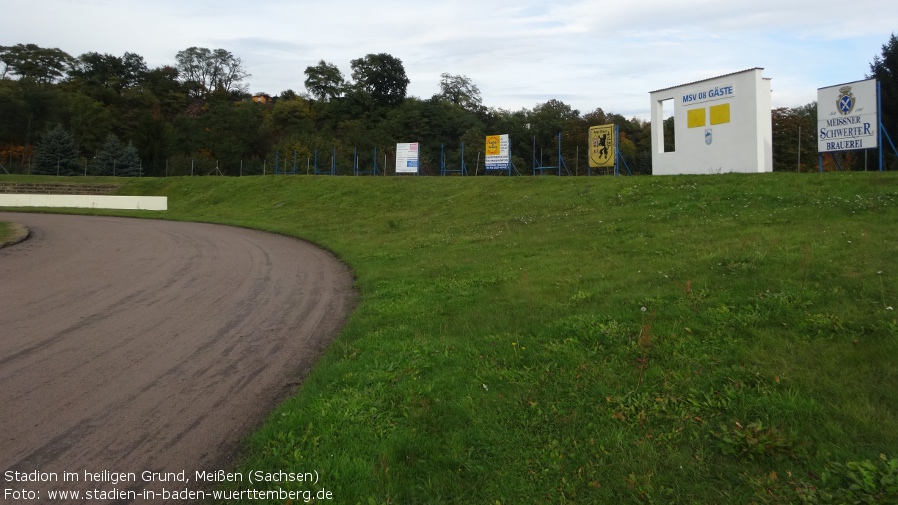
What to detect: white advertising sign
<box><xmin>817</xmin><ymin>79</ymin><xmax>878</xmax><ymax>153</ymax></box>
<box><xmin>485</xmin><ymin>134</ymin><xmax>510</xmax><ymax>171</ymax></box>
<box><xmin>395</xmin><ymin>142</ymin><xmax>419</xmax><ymax>173</ymax></box>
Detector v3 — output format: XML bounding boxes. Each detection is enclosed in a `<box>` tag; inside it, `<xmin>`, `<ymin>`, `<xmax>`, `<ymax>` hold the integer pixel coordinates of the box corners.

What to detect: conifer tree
<box><xmin>91</xmin><ymin>134</ymin><xmax>121</xmax><ymax>175</ymax></box>
<box><xmin>32</xmin><ymin>124</ymin><xmax>80</xmax><ymax>175</ymax></box>
<box><xmin>869</xmin><ymin>33</ymin><xmax>897</xmax><ymax>160</ymax></box>
<box><xmin>118</xmin><ymin>141</ymin><xmax>142</xmax><ymax>177</ymax></box>
<box><xmin>91</xmin><ymin>134</ymin><xmax>141</xmax><ymax>176</ymax></box>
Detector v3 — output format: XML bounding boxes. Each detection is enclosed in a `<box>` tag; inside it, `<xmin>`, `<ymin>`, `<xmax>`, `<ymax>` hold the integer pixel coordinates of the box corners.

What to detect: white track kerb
<box><xmin>0</xmin><ymin>194</ymin><xmax>167</xmax><ymax>210</ymax></box>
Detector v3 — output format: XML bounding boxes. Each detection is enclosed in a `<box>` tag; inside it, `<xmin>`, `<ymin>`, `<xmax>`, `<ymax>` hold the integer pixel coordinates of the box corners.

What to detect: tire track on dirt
<box><xmin>0</xmin><ymin>212</ymin><xmax>356</xmax><ymax>502</ymax></box>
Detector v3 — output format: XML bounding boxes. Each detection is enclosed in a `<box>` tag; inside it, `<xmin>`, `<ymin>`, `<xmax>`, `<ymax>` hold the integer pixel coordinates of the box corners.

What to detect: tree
<box><xmin>33</xmin><ymin>124</ymin><xmax>80</xmax><ymax>175</ymax></box>
<box><xmin>349</xmin><ymin>53</ymin><xmax>409</xmax><ymax>107</ymax></box>
<box><xmin>582</xmin><ymin>107</ymin><xmax>607</xmax><ymax>127</ymax></box>
<box><xmin>175</xmin><ymin>47</ymin><xmax>250</xmax><ymax>99</ymax></box>
<box><xmin>662</xmin><ymin>116</ymin><xmax>675</xmax><ymax>153</ymax></box>
<box><xmin>869</xmin><ymin>33</ymin><xmax>897</xmax><ymax>163</ymax></box>
<box><xmin>0</xmin><ymin>79</ymin><xmax>28</xmax><ymax>146</ymax></box>
<box><xmin>117</xmin><ymin>141</ymin><xmax>142</xmax><ymax>177</ymax></box>
<box><xmin>435</xmin><ymin>73</ymin><xmax>482</xmax><ymax>112</ymax></box>
<box><xmin>528</xmin><ymin>99</ymin><xmax>580</xmax><ymax>155</ymax></box>
<box><xmin>608</xmin><ymin>113</ymin><xmax>653</xmax><ymax>174</ymax></box>
<box><xmin>91</xmin><ymin>134</ymin><xmax>141</xmax><ymax>176</ymax></box>
<box><xmin>70</xmin><ymin>52</ymin><xmax>148</xmax><ymax>95</ymax></box>
<box><xmin>133</xmin><ymin>112</ymin><xmax>174</xmax><ymax>176</ymax></box>
<box><xmin>523</xmin><ymin>99</ymin><xmax>583</xmax><ymax>173</ymax></box>
<box><xmin>0</xmin><ymin>77</ymin><xmax>69</xmax><ymax>149</ymax></box>
<box><xmin>486</xmin><ymin>107</ymin><xmax>532</xmax><ymax>168</ymax></box>
<box><xmin>267</xmin><ymin>97</ymin><xmax>316</xmax><ymax>140</ymax></box>
<box><xmin>771</xmin><ymin>103</ymin><xmax>817</xmax><ymax>172</ymax></box>
<box><xmin>142</xmin><ymin>66</ymin><xmax>188</xmax><ymax>120</ymax></box>
<box><xmin>0</xmin><ymin>44</ymin><xmax>74</xmax><ymax>84</ymax></box>
<box><xmin>65</xmin><ymin>91</ymin><xmax>113</xmax><ymax>154</ymax></box>
<box><xmin>530</xmin><ymin>99</ymin><xmax>580</xmax><ymax>131</ymax></box>
<box><xmin>304</xmin><ymin>60</ymin><xmax>345</xmax><ymax>101</ymax></box>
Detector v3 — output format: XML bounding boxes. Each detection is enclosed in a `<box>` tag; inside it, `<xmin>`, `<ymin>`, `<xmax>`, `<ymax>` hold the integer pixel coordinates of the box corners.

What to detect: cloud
<box><xmin>3</xmin><ymin>0</ymin><xmax>896</xmax><ymax>116</ymax></box>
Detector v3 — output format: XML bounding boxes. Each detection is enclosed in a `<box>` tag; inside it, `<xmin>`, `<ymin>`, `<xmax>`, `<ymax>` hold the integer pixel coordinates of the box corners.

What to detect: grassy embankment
<box><xmin>0</xmin><ymin>221</ymin><xmax>10</xmax><ymax>240</ymax></box>
<box><xmin>6</xmin><ymin>172</ymin><xmax>898</xmax><ymax>503</ymax></box>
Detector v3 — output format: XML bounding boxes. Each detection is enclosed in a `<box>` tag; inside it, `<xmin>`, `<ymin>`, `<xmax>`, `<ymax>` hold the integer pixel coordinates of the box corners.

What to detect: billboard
<box><xmin>395</xmin><ymin>142</ymin><xmax>419</xmax><ymax>174</ymax></box>
<box><xmin>588</xmin><ymin>125</ymin><xmax>615</xmax><ymax>168</ymax></box>
<box><xmin>485</xmin><ymin>134</ymin><xmax>509</xmax><ymax>171</ymax></box>
<box><xmin>817</xmin><ymin>78</ymin><xmax>878</xmax><ymax>153</ymax></box>
<box><xmin>649</xmin><ymin>68</ymin><xmax>772</xmax><ymax>175</ymax></box>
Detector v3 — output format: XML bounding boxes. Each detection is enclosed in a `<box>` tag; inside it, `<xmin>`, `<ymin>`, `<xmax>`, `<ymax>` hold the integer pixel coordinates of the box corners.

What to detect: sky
<box><xmin>3</xmin><ymin>0</ymin><xmax>896</xmax><ymax>120</ymax></box>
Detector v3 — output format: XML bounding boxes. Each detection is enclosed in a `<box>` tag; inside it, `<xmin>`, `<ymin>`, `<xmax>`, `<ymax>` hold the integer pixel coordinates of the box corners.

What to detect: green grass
<box><xmin>5</xmin><ymin>172</ymin><xmax>898</xmax><ymax>503</ymax></box>
<box><xmin>0</xmin><ymin>221</ymin><xmax>10</xmax><ymax>242</ymax></box>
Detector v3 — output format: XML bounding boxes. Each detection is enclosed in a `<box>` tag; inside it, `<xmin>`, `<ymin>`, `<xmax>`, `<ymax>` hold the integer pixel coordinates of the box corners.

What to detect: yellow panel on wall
<box><xmin>687</xmin><ymin>108</ymin><xmax>706</xmax><ymax>128</ymax></box>
<box><xmin>710</xmin><ymin>103</ymin><xmax>731</xmax><ymax>125</ymax></box>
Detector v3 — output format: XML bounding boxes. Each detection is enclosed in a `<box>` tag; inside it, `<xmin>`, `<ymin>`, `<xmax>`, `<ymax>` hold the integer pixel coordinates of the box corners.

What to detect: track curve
<box><xmin>0</xmin><ymin>212</ymin><xmax>355</xmax><ymax>502</ymax></box>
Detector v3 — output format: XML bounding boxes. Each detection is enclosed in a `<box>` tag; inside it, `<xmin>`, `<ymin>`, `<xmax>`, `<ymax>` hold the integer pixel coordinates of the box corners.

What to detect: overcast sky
<box><xmin>4</xmin><ymin>0</ymin><xmax>896</xmax><ymax>119</ymax></box>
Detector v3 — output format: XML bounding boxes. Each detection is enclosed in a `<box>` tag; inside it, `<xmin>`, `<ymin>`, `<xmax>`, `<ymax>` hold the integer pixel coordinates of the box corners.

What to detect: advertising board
<box><xmin>817</xmin><ymin>78</ymin><xmax>879</xmax><ymax>153</ymax></box>
<box><xmin>396</xmin><ymin>142</ymin><xmax>419</xmax><ymax>174</ymax></box>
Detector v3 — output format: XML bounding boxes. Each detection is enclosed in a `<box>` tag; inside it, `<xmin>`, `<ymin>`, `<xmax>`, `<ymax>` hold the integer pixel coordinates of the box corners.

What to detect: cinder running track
<box><xmin>0</xmin><ymin>213</ymin><xmax>355</xmax><ymax>502</ymax></box>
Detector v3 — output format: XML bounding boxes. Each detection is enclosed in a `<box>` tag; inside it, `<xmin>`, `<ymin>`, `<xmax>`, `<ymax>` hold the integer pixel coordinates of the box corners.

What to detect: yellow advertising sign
<box><xmin>588</xmin><ymin>125</ymin><xmax>615</xmax><ymax>168</ymax></box>
<box><xmin>485</xmin><ymin>135</ymin><xmax>502</xmax><ymax>155</ymax></box>
<box><xmin>484</xmin><ymin>134</ymin><xmax>510</xmax><ymax>170</ymax></box>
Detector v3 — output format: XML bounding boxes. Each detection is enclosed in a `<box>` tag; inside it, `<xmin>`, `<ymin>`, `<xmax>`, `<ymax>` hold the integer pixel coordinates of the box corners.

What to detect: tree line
<box><xmin>1</xmin><ymin>35</ymin><xmax>895</xmax><ymax>176</ymax></box>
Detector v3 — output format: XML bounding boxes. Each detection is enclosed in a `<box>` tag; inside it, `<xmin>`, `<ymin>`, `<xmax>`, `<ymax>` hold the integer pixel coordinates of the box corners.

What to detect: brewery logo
<box><xmin>837</xmin><ymin>86</ymin><xmax>855</xmax><ymax>115</ymax></box>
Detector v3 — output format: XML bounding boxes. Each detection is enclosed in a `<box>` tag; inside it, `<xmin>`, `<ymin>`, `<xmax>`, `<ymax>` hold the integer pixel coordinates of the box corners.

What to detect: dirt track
<box><xmin>0</xmin><ymin>213</ymin><xmax>355</xmax><ymax>502</ymax></box>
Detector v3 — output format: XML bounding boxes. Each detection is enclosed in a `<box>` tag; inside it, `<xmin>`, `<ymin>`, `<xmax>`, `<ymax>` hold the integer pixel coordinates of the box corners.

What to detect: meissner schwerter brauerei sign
<box><xmin>817</xmin><ymin>78</ymin><xmax>879</xmax><ymax>153</ymax></box>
